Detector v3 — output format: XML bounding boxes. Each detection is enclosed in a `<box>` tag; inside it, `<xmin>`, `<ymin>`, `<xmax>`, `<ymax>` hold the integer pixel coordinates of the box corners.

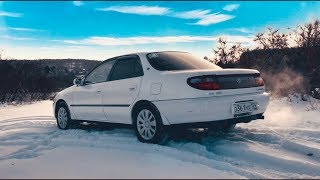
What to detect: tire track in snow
<box><xmin>233</xmin><ymin>127</ymin><xmax>320</xmax><ymax>162</ymax></box>
<box><xmin>1</xmin><ymin>98</ymin><xmax>320</xmax><ymax>178</ymax></box>
<box><xmin>166</xmin><ymin>128</ymin><xmax>320</xmax><ymax>178</ymax></box>
<box><xmin>0</xmin><ymin>117</ymin><xmax>314</xmax><ymax>178</ymax></box>
<box><xmin>0</xmin><ymin>116</ymin><xmax>54</xmax><ymax>123</ymax></box>
<box><xmin>0</xmin><ymin>118</ymin><xmax>265</xmax><ymax>178</ymax></box>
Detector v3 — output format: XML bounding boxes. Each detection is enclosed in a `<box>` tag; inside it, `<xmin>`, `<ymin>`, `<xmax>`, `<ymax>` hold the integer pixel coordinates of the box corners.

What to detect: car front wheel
<box><xmin>56</xmin><ymin>102</ymin><xmax>73</xmax><ymax>130</ymax></box>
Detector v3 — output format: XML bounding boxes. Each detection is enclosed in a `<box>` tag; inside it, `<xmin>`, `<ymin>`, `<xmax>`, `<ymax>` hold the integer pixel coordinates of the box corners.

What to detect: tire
<box><xmin>56</xmin><ymin>102</ymin><xmax>73</xmax><ymax>130</ymax></box>
<box><xmin>133</xmin><ymin>104</ymin><xmax>165</xmax><ymax>144</ymax></box>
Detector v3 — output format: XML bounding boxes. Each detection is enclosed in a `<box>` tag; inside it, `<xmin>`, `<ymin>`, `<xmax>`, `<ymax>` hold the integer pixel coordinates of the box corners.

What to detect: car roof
<box><xmin>100</xmin><ymin>51</ymin><xmax>191</xmax><ymax>63</ymax></box>
<box><xmin>113</xmin><ymin>51</ymin><xmax>190</xmax><ymax>58</ymax></box>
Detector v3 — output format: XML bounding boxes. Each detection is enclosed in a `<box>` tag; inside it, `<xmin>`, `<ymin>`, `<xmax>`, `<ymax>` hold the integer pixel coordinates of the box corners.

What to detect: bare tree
<box><xmin>228</xmin><ymin>42</ymin><xmax>247</xmax><ymax>62</ymax></box>
<box><xmin>268</xmin><ymin>28</ymin><xmax>288</xmax><ymax>49</ymax></box>
<box><xmin>212</xmin><ymin>37</ymin><xmax>246</xmax><ymax>67</ymax></box>
<box><xmin>254</xmin><ymin>32</ymin><xmax>268</xmax><ymax>49</ymax></box>
<box><xmin>213</xmin><ymin>37</ymin><xmax>228</xmax><ymax>65</ymax></box>
<box><xmin>254</xmin><ymin>28</ymin><xmax>288</xmax><ymax>49</ymax></box>
<box><xmin>294</xmin><ymin>19</ymin><xmax>320</xmax><ymax>48</ymax></box>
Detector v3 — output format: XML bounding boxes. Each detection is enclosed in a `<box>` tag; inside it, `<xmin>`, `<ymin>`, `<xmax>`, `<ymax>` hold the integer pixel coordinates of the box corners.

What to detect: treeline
<box><xmin>0</xmin><ymin>59</ymin><xmax>99</xmax><ymax>103</ymax></box>
<box><xmin>207</xmin><ymin>19</ymin><xmax>320</xmax><ymax>98</ymax></box>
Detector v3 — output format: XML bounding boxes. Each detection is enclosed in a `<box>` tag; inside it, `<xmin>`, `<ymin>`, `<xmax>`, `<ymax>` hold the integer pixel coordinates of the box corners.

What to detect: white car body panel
<box><xmin>53</xmin><ymin>51</ymin><xmax>270</xmax><ymax>127</ymax></box>
<box><xmin>102</xmin><ymin>76</ymin><xmax>142</xmax><ymax>124</ymax></box>
<box><xmin>72</xmin><ymin>83</ymin><xmax>107</xmax><ymax>121</ymax></box>
<box><xmin>53</xmin><ymin>86</ymin><xmax>76</xmax><ymax>119</ymax></box>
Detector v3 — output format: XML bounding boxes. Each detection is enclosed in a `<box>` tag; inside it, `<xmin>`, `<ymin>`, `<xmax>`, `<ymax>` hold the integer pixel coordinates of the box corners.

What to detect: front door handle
<box><xmin>96</xmin><ymin>90</ymin><xmax>101</xmax><ymax>94</ymax></box>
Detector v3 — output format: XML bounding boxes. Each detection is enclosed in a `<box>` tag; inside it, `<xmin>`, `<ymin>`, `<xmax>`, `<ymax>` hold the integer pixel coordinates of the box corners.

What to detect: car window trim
<box><xmin>81</xmin><ymin>54</ymin><xmax>143</xmax><ymax>85</ymax></box>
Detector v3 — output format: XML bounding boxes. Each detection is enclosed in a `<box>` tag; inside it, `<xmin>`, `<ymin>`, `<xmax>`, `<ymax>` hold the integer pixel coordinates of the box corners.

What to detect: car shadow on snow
<box><xmin>70</xmin><ymin>121</ymin><xmax>132</xmax><ymax>131</ymax></box>
<box><xmin>70</xmin><ymin>121</ymin><xmax>241</xmax><ymax>144</ymax></box>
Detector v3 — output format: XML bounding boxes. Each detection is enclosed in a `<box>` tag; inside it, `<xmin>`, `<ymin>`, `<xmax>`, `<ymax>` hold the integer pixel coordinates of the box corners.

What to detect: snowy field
<box><xmin>0</xmin><ymin>96</ymin><xmax>320</xmax><ymax>178</ymax></box>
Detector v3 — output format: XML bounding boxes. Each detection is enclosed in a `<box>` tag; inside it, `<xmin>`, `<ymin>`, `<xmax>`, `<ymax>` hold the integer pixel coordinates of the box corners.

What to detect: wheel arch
<box><xmin>131</xmin><ymin>100</ymin><xmax>170</xmax><ymax>125</ymax></box>
<box><xmin>54</xmin><ymin>99</ymin><xmax>68</xmax><ymax>118</ymax></box>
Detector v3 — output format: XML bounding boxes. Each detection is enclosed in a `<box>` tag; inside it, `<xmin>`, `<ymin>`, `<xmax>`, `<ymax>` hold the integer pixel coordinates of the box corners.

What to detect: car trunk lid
<box><xmin>159</xmin><ymin>68</ymin><xmax>265</xmax><ymax>100</ymax></box>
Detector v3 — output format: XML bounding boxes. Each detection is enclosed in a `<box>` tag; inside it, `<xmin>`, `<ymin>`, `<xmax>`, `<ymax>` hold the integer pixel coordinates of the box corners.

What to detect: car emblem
<box><xmin>236</xmin><ymin>78</ymin><xmax>241</xmax><ymax>84</ymax></box>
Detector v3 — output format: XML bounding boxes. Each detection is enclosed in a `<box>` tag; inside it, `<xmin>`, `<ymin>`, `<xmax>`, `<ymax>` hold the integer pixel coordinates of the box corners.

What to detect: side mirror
<box><xmin>73</xmin><ymin>76</ymin><xmax>83</xmax><ymax>86</ymax></box>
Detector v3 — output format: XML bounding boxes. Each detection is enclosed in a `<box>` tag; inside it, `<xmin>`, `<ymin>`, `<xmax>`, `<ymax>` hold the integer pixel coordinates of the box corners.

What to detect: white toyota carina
<box><xmin>53</xmin><ymin>51</ymin><xmax>270</xmax><ymax>143</ymax></box>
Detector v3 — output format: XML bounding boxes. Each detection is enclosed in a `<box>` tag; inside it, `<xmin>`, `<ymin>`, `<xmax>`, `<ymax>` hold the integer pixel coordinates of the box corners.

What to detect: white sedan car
<box><xmin>53</xmin><ymin>51</ymin><xmax>269</xmax><ymax>143</ymax></box>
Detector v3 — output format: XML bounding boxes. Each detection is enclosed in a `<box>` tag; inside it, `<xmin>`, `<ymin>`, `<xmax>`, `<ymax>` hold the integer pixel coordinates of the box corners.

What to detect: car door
<box><xmin>71</xmin><ymin>59</ymin><xmax>116</xmax><ymax>121</ymax></box>
<box><xmin>102</xmin><ymin>55</ymin><xmax>144</xmax><ymax>124</ymax></box>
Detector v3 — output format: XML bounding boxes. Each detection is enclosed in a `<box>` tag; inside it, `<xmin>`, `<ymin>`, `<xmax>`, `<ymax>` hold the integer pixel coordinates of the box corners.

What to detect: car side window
<box><xmin>85</xmin><ymin>60</ymin><xmax>115</xmax><ymax>84</ymax></box>
<box><xmin>109</xmin><ymin>56</ymin><xmax>143</xmax><ymax>81</ymax></box>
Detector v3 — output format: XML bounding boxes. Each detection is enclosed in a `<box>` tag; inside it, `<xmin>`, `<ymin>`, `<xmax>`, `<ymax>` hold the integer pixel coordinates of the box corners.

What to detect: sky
<box><xmin>0</xmin><ymin>1</ymin><xmax>319</xmax><ymax>60</ymax></box>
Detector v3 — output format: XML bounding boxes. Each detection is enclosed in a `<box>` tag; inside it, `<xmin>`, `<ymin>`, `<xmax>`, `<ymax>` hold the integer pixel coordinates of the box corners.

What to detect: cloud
<box><xmin>53</xmin><ymin>36</ymin><xmax>214</xmax><ymax>46</ymax></box>
<box><xmin>2</xmin><ymin>34</ymin><xmax>254</xmax><ymax>60</ymax></box>
<box><xmin>173</xmin><ymin>9</ymin><xmax>210</xmax><ymax>19</ymax></box>
<box><xmin>191</xmin><ymin>13</ymin><xmax>235</xmax><ymax>26</ymax></box>
<box><xmin>0</xmin><ymin>27</ymin><xmax>45</xmax><ymax>32</ymax></box>
<box><xmin>0</xmin><ymin>27</ymin><xmax>43</xmax><ymax>32</ymax></box>
<box><xmin>0</xmin><ymin>45</ymin><xmax>142</xmax><ymax>60</ymax></box>
<box><xmin>0</xmin><ymin>35</ymin><xmax>34</xmax><ymax>40</ymax></box>
<box><xmin>52</xmin><ymin>35</ymin><xmax>253</xmax><ymax>46</ymax></box>
<box><xmin>231</xmin><ymin>27</ymin><xmax>254</xmax><ymax>34</ymax></box>
<box><xmin>97</xmin><ymin>5</ymin><xmax>234</xmax><ymax>26</ymax></box>
<box><xmin>218</xmin><ymin>35</ymin><xmax>254</xmax><ymax>44</ymax></box>
<box><xmin>97</xmin><ymin>5</ymin><xmax>170</xmax><ymax>15</ymax></box>
<box><xmin>0</xmin><ymin>11</ymin><xmax>23</xmax><ymax>17</ymax></box>
<box><xmin>73</xmin><ymin>1</ymin><xmax>83</xmax><ymax>7</ymax></box>
<box><xmin>223</xmin><ymin>4</ymin><xmax>240</xmax><ymax>12</ymax></box>
<box><xmin>174</xmin><ymin>9</ymin><xmax>235</xmax><ymax>26</ymax></box>
<box><xmin>174</xmin><ymin>9</ymin><xmax>235</xmax><ymax>25</ymax></box>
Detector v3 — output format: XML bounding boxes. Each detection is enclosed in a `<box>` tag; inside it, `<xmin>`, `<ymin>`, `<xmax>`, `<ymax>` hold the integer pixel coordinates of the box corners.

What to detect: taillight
<box><xmin>254</xmin><ymin>74</ymin><xmax>264</xmax><ymax>86</ymax></box>
<box><xmin>187</xmin><ymin>76</ymin><xmax>220</xmax><ymax>90</ymax></box>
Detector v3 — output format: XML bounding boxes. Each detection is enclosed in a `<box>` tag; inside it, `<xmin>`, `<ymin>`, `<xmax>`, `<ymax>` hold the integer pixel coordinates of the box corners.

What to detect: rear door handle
<box><xmin>129</xmin><ymin>85</ymin><xmax>137</xmax><ymax>91</ymax></box>
<box><xmin>96</xmin><ymin>90</ymin><xmax>101</xmax><ymax>94</ymax></box>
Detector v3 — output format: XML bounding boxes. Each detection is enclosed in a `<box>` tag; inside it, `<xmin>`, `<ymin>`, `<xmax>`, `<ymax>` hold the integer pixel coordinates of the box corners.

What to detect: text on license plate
<box><xmin>232</xmin><ymin>101</ymin><xmax>258</xmax><ymax>114</ymax></box>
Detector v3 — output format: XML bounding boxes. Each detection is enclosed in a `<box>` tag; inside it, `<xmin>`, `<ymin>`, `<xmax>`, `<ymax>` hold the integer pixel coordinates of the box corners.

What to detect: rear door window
<box><xmin>109</xmin><ymin>56</ymin><xmax>144</xmax><ymax>81</ymax></box>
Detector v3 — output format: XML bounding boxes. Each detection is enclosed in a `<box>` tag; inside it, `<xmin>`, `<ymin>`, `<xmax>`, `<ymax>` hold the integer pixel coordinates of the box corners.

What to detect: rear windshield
<box><xmin>146</xmin><ymin>52</ymin><xmax>222</xmax><ymax>71</ymax></box>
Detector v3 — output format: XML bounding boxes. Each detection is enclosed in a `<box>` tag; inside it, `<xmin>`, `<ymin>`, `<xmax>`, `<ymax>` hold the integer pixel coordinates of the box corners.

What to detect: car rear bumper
<box><xmin>153</xmin><ymin>92</ymin><xmax>269</xmax><ymax>125</ymax></box>
<box><xmin>166</xmin><ymin>113</ymin><xmax>264</xmax><ymax>129</ymax></box>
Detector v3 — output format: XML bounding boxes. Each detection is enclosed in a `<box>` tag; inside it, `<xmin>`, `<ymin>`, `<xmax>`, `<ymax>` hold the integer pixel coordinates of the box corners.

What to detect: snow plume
<box><xmin>261</xmin><ymin>67</ymin><xmax>306</xmax><ymax>97</ymax></box>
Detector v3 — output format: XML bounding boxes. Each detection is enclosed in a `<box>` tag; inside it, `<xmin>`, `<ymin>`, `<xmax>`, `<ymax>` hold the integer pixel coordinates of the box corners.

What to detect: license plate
<box><xmin>232</xmin><ymin>101</ymin><xmax>258</xmax><ymax>114</ymax></box>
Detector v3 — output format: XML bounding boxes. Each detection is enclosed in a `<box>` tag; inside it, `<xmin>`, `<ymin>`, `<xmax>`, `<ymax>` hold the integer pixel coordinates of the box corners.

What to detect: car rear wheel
<box><xmin>133</xmin><ymin>104</ymin><xmax>165</xmax><ymax>144</ymax></box>
<box><xmin>56</xmin><ymin>102</ymin><xmax>73</xmax><ymax>130</ymax></box>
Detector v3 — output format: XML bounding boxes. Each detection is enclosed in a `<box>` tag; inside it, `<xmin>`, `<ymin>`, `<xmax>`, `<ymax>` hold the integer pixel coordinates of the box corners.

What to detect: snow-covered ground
<box><xmin>0</xmin><ymin>96</ymin><xmax>320</xmax><ymax>178</ymax></box>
